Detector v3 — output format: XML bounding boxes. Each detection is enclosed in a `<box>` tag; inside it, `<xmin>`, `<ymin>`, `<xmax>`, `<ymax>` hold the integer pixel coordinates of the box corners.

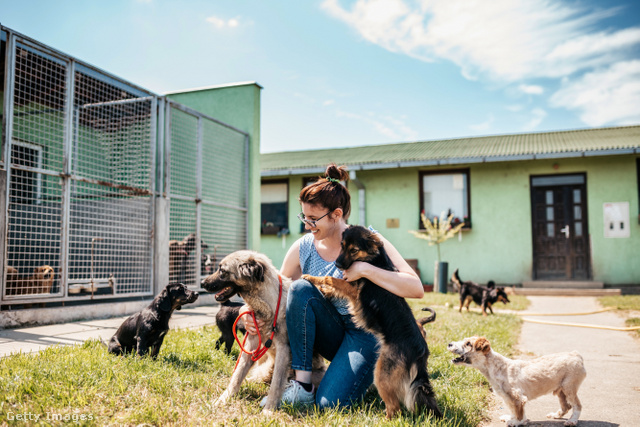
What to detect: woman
<box><xmin>250</xmin><ymin>163</ymin><xmax>423</xmax><ymax>409</ymax></box>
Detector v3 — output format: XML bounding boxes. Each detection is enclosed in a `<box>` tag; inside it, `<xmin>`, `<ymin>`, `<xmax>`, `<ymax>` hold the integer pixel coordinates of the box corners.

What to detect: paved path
<box><xmin>0</xmin><ymin>305</ymin><xmax>218</xmax><ymax>358</ymax></box>
<box><xmin>485</xmin><ymin>296</ymin><xmax>640</xmax><ymax>427</ymax></box>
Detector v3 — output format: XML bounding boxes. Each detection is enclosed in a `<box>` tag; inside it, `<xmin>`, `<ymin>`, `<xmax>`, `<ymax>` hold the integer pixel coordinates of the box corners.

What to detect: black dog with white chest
<box><xmin>108</xmin><ymin>283</ymin><xmax>199</xmax><ymax>358</ymax></box>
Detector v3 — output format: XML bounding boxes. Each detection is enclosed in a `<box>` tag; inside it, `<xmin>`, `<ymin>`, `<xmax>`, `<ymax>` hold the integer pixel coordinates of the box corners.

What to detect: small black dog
<box><xmin>451</xmin><ymin>269</ymin><xmax>510</xmax><ymax>316</ymax></box>
<box><xmin>108</xmin><ymin>283</ymin><xmax>199</xmax><ymax>358</ymax></box>
<box><xmin>215</xmin><ymin>300</ymin><xmax>246</xmax><ymax>354</ymax></box>
<box><xmin>303</xmin><ymin>225</ymin><xmax>442</xmax><ymax>419</ymax></box>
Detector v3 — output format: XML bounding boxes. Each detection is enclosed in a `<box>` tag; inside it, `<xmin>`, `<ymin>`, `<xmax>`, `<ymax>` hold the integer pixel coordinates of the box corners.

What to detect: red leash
<box><xmin>232</xmin><ymin>275</ymin><xmax>283</xmax><ymax>370</ymax></box>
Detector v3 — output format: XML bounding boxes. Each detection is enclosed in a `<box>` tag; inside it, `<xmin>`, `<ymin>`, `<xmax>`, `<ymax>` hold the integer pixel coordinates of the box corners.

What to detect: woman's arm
<box><xmin>341</xmin><ymin>234</ymin><xmax>424</xmax><ymax>299</ymax></box>
<box><xmin>280</xmin><ymin>238</ymin><xmax>302</xmax><ymax>280</ymax></box>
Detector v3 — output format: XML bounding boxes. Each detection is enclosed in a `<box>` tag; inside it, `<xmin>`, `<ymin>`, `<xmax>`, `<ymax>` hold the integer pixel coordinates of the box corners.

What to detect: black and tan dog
<box><xmin>214</xmin><ymin>300</ymin><xmax>246</xmax><ymax>354</ymax></box>
<box><xmin>302</xmin><ymin>225</ymin><xmax>442</xmax><ymax>419</ymax></box>
<box><xmin>452</xmin><ymin>268</ymin><xmax>510</xmax><ymax>316</ymax></box>
<box><xmin>108</xmin><ymin>283</ymin><xmax>198</xmax><ymax>358</ymax></box>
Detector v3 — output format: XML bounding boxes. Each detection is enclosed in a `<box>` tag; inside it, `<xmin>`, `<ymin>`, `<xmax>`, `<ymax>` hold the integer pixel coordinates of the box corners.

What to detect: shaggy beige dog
<box><xmin>201</xmin><ymin>250</ymin><xmax>325</xmax><ymax>413</ymax></box>
<box><xmin>448</xmin><ymin>336</ymin><xmax>586</xmax><ymax>426</ymax></box>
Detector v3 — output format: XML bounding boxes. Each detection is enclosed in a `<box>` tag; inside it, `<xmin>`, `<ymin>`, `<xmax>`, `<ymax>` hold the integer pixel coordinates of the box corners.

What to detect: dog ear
<box><xmin>475</xmin><ymin>337</ymin><xmax>491</xmax><ymax>354</ymax></box>
<box><xmin>239</xmin><ymin>260</ymin><xmax>265</xmax><ymax>282</ymax></box>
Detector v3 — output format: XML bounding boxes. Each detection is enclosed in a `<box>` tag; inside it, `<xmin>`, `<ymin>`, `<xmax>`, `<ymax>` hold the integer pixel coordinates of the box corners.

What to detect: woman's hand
<box><xmin>341</xmin><ymin>261</ymin><xmax>370</xmax><ymax>282</ymax></box>
<box><xmin>240</xmin><ymin>304</ymin><xmax>265</xmax><ymax>335</ymax></box>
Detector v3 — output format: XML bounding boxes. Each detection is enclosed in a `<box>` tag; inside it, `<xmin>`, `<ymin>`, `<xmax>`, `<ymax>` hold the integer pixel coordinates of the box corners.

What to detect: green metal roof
<box><xmin>261</xmin><ymin>125</ymin><xmax>640</xmax><ymax>176</ymax></box>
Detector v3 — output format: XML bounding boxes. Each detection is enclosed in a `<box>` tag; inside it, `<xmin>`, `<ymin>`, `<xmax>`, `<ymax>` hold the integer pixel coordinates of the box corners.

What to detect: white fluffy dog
<box><xmin>448</xmin><ymin>336</ymin><xmax>586</xmax><ymax>426</ymax></box>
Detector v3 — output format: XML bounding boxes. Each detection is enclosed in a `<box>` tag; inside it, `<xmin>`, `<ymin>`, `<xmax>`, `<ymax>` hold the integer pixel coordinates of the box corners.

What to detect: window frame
<box><xmin>260</xmin><ymin>178</ymin><xmax>289</xmax><ymax>235</ymax></box>
<box><xmin>419</xmin><ymin>168</ymin><xmax>471</xmax><ymax>229</ymax></box>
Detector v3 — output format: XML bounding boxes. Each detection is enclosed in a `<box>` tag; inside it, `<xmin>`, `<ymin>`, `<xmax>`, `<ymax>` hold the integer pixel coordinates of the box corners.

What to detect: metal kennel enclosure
<box><xmin>1</xmin><ymin>26</ymin><xmax>249</xmax><ymax>307</ymax></box>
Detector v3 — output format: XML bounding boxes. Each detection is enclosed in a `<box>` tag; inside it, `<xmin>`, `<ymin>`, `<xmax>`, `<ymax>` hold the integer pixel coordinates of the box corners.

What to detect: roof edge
<box><xmin>261</xmin><ymin>147</ymin><xmax>640</xmax><ymax>176</ymax></box>
<box><xmin>164</xmin><ymin>81</ymin><xmax>263</xmax><ymax>95</ymax></box>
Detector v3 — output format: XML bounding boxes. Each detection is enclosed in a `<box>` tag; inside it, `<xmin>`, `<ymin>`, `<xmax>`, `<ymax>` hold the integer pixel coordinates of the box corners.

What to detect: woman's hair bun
<box><xmin>325</xmin><ymin>163</ymin><xmax>349</xmax><ymax>183</ymax></box>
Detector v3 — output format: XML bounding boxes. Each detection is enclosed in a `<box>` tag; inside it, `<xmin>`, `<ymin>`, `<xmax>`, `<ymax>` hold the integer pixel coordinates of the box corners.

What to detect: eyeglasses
<box><xmin>297</xmin><ymin>211</ymin><xmax>332</xmax><ymax>228</ymax></box>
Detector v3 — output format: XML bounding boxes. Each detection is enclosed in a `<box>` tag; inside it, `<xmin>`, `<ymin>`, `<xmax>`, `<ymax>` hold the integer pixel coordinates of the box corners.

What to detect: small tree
<box><xmin>409</xmin><ymin>211</ymin><xmax>465</xmax><ymax>263</ymax></box>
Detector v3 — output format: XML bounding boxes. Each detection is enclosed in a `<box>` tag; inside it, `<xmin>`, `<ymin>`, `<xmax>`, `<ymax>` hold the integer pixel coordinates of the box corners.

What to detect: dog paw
<box><xmin>212</xmin><ymin>392</ymin><xmax>230</xmax><ymax>407</ymax></box>
<box><xmin>547</xmin><ymin>411</ymin><xmax>562</xmax><ymax>419</ymax></box>
<box><xmin>261</xmin><ymin>408</ymin><xmax>275</xmax><ymax>416</ymax></box>
<box><xmin>563</xmin><ymin>421</ymin><xmax>578</xmax><ymax>427</ymax></box>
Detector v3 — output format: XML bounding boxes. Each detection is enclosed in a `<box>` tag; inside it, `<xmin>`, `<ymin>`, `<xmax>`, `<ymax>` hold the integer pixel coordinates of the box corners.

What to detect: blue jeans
<box><xmin>286</xmin><ymin>279</ymin><xmax>379</xmax><ymax>409</ymax></box>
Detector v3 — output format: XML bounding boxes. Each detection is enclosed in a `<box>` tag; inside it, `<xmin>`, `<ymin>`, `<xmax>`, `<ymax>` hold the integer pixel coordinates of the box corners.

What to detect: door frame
<box><xmin>529</xmin><ymin>173</ymin><xmax>591</xmax><ymax>280</ymax></box>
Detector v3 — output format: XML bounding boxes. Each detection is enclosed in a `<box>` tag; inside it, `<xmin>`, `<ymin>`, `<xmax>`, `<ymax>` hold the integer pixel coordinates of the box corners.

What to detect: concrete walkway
<box><xmin>0</xmin><ymin>305</ymin><xmax>218</xmax><ymax>358</ymax></box>
<box><xmin>485</xmin><ymin>296</ymin><xmax>640</xmax><ymax>427</ymax></box>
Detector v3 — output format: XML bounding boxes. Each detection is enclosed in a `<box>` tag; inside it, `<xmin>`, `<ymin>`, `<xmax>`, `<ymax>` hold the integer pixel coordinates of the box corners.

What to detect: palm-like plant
<box><xmin>409</xmin><ymin>211</ymin><xmax>465</xmax><ymax>263</ymax></box>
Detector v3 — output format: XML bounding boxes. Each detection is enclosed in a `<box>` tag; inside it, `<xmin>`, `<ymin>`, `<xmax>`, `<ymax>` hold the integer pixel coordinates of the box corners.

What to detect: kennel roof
<box><xmin>261</xmin><ymin>125</ymin><xmax>640</xmax><ymax>176</ymax></box>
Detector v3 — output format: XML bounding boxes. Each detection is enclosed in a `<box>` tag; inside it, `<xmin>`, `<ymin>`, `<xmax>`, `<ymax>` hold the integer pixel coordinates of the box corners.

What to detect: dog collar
<box><xmin>233</xmin><ymin>275</ymin><xmax>283</xmax><ymax>364</ymax></box>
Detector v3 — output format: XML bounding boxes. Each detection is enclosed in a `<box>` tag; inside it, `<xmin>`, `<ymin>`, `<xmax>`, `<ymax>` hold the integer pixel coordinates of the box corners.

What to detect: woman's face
<box><xmin>300</xmin><ymin>203</ymin><xmax>339</xmax><ymax>238</ymax></box>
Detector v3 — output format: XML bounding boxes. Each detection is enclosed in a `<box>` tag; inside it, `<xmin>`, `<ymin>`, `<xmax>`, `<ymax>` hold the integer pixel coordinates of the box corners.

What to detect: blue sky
<box><xmin>2</xmin><ymin>0</ymin><xmax>639</xmax><ymax>153</ymax></box>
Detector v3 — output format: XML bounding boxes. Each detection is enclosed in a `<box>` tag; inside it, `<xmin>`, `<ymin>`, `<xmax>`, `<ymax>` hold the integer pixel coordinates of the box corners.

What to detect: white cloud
<box><xmin>322</xmin><ymin>0</ymin><xmax>640</xmax><ymax>81</ymax></box>
<box><xmin>322</xmin><ymin>0</ymin><xmax>640</xmax><ymax>127</ymax></box>
<box><xmin>470</xmin><ymin>114</ymin><xmax>494</xmax><ymax>132</ymax></box>
<box><xmin>550</xmin><ymin>60</ymin><xmax>640</xmax><ymax>126</ymax></box>
<box><xmin>518</xmin><ymin>84</ymin><xmax>544</xmax><ymax>95</ymax></box>
<box><xmin>523</xmin><ymin>108</ymin><xmax>547</xmax><ymax>131</ymax></box>
<box><xmin>206</xmin><ymin>15</ymin><xmax>241</xmax><ymax>29</ymax></box>
<box><xmin>336</xmin><ymin>109</ymin><xmax>418</xmax><ymax>141</ymax></box>
<box><xmin>323</xmin><ymin>99</ymin><xmax>335</xmax><ymax>106</ymax></box>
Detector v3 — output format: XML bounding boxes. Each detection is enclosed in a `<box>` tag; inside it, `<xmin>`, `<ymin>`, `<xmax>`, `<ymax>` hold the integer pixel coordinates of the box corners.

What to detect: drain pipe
<box><xmin>349</xmin><ymin>170</ymin><xmax>366</xmax><ymax>226</ymax></box>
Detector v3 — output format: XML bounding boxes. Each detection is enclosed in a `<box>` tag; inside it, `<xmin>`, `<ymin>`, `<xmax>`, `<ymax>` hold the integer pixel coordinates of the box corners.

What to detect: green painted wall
<box><xmin>167</xmin><ymin>83</ymin><xmax>262</xmax><ymax>250</ymax></box>
<box><xmin>261</xmin><ymin>155</ymin><xmax>640</xmax><ymax>285</ymax></box>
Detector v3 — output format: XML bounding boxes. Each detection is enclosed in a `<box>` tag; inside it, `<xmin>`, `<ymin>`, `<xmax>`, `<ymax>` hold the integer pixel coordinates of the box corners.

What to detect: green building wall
<box><xmin>261</xmin><ymin>154</ymin><xmax>639</xmax><ymax>286</ymax></box>
<box><xmin>166</xmin><ymin>82</ymin><xmax>262</xmax><ymax>250</ymax></box>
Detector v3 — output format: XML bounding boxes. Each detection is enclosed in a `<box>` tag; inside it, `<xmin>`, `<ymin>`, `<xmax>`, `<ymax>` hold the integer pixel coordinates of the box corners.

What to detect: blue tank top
<box><xmin>298</xmin><ymin>227</ymin><xmax>377</xmax><ymax>315</ymax></box>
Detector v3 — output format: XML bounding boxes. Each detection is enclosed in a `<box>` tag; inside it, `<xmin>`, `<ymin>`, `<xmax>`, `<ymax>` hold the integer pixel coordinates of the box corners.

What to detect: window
<box><xmin>419</xmin><ymin>170</ymin><xmax>470</xmax><ymax>228</ymax></box>
<box><xmin>10</xmin><ymin>140</ymin><xmax>43</xmax><ymax>204</ymax></box>
<box><xmin>261</xmin><ymin>180</ymin><xmax>289</xmax><ymax>235</ymax></box>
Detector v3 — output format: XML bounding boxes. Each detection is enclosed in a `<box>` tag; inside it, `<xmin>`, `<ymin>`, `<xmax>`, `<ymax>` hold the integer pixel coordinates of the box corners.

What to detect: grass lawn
<box><xmin>0</xmin><ymin>293</ymin><xmax>529</xmax><ymax>426</ymax></box>
<box><xmin>598</xmin><ymin>295</ymin><xmax>640</xmax><ymax>337</ymax></box>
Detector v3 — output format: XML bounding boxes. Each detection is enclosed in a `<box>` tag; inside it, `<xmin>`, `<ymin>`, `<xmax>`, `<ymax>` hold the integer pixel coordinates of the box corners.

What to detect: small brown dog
<box><xmin>303</xmin><ymin>225</ymin><xmax>442</xmax><ymax>419</ymax></box>
<box><xmin>6</xmin><ymin>265</ymin><xmax>55</xmax><ymax>295</ymax></box>
<box><xmin>448</xmin><ymin>336</ymin><xmax>586</xmax><ymax>426</ymax></box>
<box><xmin>169</xmin><ymin>233</ymin><xmax>209</xmax><ymax>283</ymax></box>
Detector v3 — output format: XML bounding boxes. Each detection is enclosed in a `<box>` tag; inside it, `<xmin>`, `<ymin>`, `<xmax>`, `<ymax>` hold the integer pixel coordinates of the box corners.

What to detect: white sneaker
<box><xmin>260</xmin><ymin>380</ymin><xmax>315</xmax><ymax>408</ymax></box>
<box><xmin>281</xmin><ymin>380</ymin><xmax>315</xmax><ymax>405</ymax></box>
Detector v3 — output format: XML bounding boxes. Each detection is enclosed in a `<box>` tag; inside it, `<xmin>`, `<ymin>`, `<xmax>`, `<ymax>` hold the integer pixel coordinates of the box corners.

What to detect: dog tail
<box><xmin>451</xmin><ymin>268</ymin><xmax>462</xmax><ymax>291</ymax></box>
<box><xmin>417</xmin><ymin>307</ymin><xmax>436</xmax><ymax>325</ymax></box>
<box><xmin>408</xmin><ymin>364</ymin><xmax>443</xmax><ymax>418</ymax></box>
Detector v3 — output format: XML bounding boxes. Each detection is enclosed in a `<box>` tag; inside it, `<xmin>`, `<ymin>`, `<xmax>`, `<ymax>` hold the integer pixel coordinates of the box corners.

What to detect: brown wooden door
<box><xmin>531</xmin><ymin>175</ymin><xmax>590</xmax><ymax>280</ymax></box>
